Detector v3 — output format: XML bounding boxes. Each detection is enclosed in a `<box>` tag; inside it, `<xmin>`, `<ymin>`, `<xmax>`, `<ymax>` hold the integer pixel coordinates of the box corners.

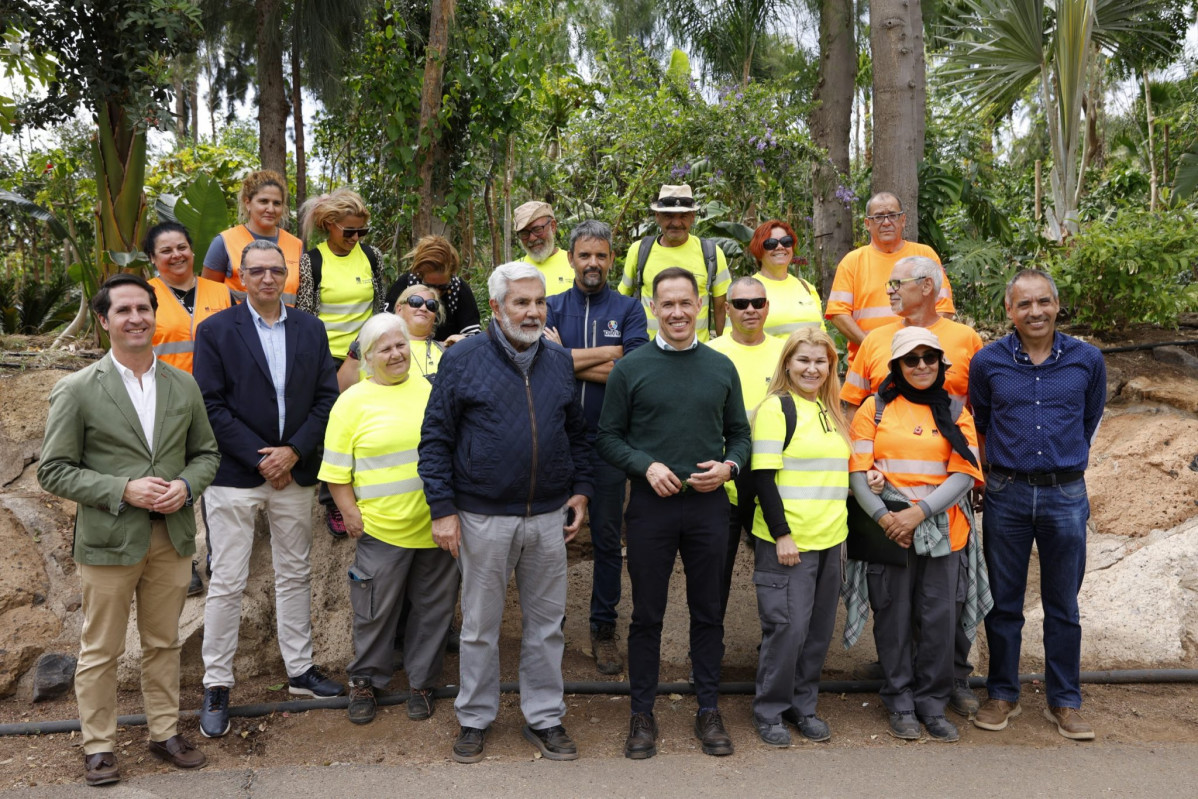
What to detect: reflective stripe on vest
<box><xmin>150</xmin><ymin>277</ymin><xmax>231</xmax><ymax>373</ymax></box>
<box><xmin>314</xmin><ymin>242</ymin><xmax>373</xmax><ymax>358</ymax></box>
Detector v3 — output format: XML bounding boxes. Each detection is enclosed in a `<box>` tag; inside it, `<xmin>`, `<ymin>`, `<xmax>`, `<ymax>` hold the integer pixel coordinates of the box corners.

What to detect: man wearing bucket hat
<box><xmin>514</xmin><ymin>201</ymin><xmax>574</xmax><ymax>297</ymax></box>
<box><xmin>618</xmin><ymin>184</ymin><xmax>730</xmax><ymax>342</ymax></box>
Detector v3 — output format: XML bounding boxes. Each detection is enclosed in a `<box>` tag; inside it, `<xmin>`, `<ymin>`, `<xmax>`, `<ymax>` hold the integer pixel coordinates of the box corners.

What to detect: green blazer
<box><xmin>38</xmin><ymin>353</ymin><xmax>221</xmax><ymax>566</ymax></box>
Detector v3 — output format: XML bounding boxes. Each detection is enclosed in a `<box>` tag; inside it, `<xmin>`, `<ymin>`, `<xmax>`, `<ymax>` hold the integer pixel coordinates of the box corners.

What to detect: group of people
<box><xmin>36</xmin><ymin>175</ymin><xmax>1106</xmax><ymax>786</ymax></box>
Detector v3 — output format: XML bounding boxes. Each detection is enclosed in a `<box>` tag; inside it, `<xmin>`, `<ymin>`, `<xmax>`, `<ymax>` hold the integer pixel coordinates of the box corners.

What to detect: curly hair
<box><xmin>298</xmin><ymin>188</ymin><xmax>370</xmax><ymax>241</ymax></box>
<box><xmin>747</xmin><ymin>219</ymin><xmax>799</xmax><ymax>264</ymax></box>
<box><xmin>237</xmin><ymin>169</ymin><xmax>289</xmax><ymax>224</ymax></box>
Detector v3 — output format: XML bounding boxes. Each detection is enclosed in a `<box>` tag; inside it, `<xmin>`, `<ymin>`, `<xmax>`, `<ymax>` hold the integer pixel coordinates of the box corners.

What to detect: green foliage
<box><xmin>159</xmin><ymin>174</ymin><xmax>230</xmax><ymax>266</ymax></box>
<box><xmin>1048</xmin><ymin>208</ymin><xmax>1198</xmax><ymax>331</ymax></box>
<box><xmin>145</xmin><ymin>124</ymin><xmax>257</xmax><ymax>208</ymax></box>
<box><xmin>0</xmin><ymin>270</ymin><xmax>79</xmax><ymax>334</ymax></box>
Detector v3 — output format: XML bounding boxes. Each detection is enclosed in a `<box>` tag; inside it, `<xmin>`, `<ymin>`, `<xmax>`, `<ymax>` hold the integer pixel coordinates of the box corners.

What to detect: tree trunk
<box><xmin>503</xmin><ymin>135</ymin><xmax>514</xmax><ymax>263</ymax></box>
<box><xmin>256</xmin><ymin>0</ymin><xmax>288</xmax><ymax>175</ymax></box>
<box><xmin>187</xmin><ymin>75</ymin><xmax>199</xmax><ymax>143</ymax></box>
<box><xmin>292</xmin><ymin>34</ymin><xmax>306</xmax><ymax>212</ymax></box>
<box><xmin>1144</xmin><ymin>67</ymin><xmax>1158</xmax><ymax>212</ymax></box>
<box><xmin>414</xmin><ymin>0</ymin><xmax>455</xmax><ymax>239</ymax></box>
<box><xmin>484</xmin><ymin>175</ymin><xmax>501</xmax><ymax>267</ymax></box>
<box><xmin>810</xmin><ymin>0</ymin><xmax>856</xmax><ymax>297</ymax></box>
<box><xmin>173</xmin><ymin>72</ymin><xmax>188</xmax><ymax>141</ymax></box>
<box><xmin>869</xmin><ymin>0</ymin><xmax>925</xmax><ymax>240</ymax></box>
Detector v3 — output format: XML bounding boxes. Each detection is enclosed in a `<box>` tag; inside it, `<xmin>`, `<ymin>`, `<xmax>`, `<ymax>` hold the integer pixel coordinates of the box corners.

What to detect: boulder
<box><xmin>32</xmin><ymin>652</ymin><xmax>76</xmax><ymax>702</ymax></box>
<box><xmin>0</xmin><ymin>606</ymin><xmax>61</xmax><ymax>696</ymax></box>
<box><xmin>1120</xmin><ymin>375</ymin><xmax>1198</xmax><ymax>414</ymax></box>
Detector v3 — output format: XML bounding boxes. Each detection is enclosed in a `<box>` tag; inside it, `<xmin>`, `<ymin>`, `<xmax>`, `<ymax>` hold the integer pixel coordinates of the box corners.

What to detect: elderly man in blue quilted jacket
<box><xmin>419</xmin><ymin>261</ymin><xmax>593</xmax><ymax>765</ymax></box>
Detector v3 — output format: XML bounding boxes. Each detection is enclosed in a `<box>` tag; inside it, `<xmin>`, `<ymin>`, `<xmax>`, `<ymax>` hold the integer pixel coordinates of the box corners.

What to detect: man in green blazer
<box><xmin>38</xmin><ymin>274</ymin><xmax>220</xmax><ymax>787</ymax></box>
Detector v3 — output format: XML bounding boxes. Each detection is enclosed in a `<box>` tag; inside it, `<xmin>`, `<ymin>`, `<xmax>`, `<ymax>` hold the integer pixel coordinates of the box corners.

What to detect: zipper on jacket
<box><xmin>524</xmin><ymin>371</ymin><xmax>538</xmax><ymax>516</ymax></box>
<box><xmin>580</xmin><ymin>296</ymin><xmax>593</xmax><ymax>412</ymax></box>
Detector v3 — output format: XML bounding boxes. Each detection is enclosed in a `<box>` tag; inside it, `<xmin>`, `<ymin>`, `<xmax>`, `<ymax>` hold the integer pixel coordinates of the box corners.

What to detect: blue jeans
<box><xmin>589</xmin><ymin>452</ymin><xmax>627</xmax><ymax>631</ymax></box>
<box><xmin>982</xmin><ymin>473</ymin><xmax>1089</xmax><ymax>708</ymax></box>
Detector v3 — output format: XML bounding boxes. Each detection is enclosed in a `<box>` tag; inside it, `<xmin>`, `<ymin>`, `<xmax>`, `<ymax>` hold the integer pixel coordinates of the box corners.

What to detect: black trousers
<box><xmin>626</xmin><ymin>483</ymin><xmax>729</xmax><ymax>713</ymax></box>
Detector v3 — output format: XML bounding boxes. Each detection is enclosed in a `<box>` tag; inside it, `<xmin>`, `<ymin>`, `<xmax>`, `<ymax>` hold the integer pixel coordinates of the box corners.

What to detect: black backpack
<box><xmin>632</xmin><ymin>235</ymin><xmax>720</xmax><ymax>331</ymax></box>
<box><xmin>309</xmin><ymin>244</ymin><xmax>381</xmax><ymax>293</ymax></box>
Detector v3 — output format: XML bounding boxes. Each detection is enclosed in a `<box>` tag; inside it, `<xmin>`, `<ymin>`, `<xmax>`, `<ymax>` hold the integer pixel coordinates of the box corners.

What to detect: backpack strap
<box><xmin>633</xmin><ymin>235</ymin><xmax>656</xmax><ymax>297</ymax></box>
<box><xmin>700</xmin><ymin>237</ymin><xmax>718</xmax><ymax>332</ymax></box>
<box><xmin>873</xmin><ymin>393</ymin><xmax>887</xmax><ymax>426</ymax></box>
<box><xmin>313</xmin><ymin>245</ymin><xmax>379</xmax><ymax>294</ymax></box>
<box><xmin>780</xmin><ymin>393</ymin><xmax>798</xmax><ymax>450</ymax></box>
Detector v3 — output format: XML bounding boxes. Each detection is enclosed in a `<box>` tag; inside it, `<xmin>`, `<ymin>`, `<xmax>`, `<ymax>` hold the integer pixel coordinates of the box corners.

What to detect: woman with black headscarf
<box><xmin>848</xmin><ymin>326</ymin><xmax>983</xmax><ymax>744</ymax></box>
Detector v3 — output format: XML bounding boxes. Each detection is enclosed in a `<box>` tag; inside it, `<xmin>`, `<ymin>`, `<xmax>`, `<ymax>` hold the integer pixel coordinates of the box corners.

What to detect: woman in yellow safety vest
<box><xmin>749</xmin><ymin>219</ymin><xmax>825</xmax><ymax>340</ymax></box>
<box><xmin>748</xmin><ymin>327</ymin><xmax>849</xmax><ymax>748</ymax></box>
<box><xmin>296</xmin><ymin>188</ymin><xmax>386</xmax><ymax>365</ymax></box>
<box><xmin>317</xmin><ymin>313</ymin><xmax>457</xmax><ymax>726</ymax></box>
<box><xmin>201</xmin><ymin>169</ymin><xmax>303</xmax><ymax>304</ymax></box>
<box><xmin>337</xmin><ymin>283</ymin><xmax>444</xmax><ymax>391</ymax></box>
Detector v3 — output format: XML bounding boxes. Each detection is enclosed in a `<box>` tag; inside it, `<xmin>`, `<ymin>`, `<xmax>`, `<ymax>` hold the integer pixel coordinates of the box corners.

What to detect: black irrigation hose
<box><xmin>1098</xmin><ymin>339</ymin><xmax>1198</xmax><ymax>354</ymax></box>
<box><xmin>4</xmin><ymin>669</ymin><xmax>1198</xmax><ymax>737</ymax></box>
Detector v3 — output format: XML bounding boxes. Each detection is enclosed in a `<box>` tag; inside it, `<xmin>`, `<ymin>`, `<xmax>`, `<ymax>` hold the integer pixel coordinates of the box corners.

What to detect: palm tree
<box><xmin>665</xmin><ymin>0</ymin><xmax>786</xmax><ymax>87</ymax></box>
<box><xmin>944</xmin><ymin>0</ymin><xmax>1173</xmax><ymax>242</ymax></box>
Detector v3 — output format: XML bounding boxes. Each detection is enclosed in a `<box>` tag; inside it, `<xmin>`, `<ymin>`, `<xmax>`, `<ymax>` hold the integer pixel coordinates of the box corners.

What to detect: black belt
<box><xmin>148</xmin><ymin>512</ymin><xmax>166</xmax><ymax>520</ymax></box>
<box><xmin>988</xmin><ymin>465</ymin><xmax>1083</xmax><ymax>486</ymax></box>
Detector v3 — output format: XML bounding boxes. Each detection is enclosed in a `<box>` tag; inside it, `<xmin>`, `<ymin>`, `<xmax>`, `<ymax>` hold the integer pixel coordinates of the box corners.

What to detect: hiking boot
<box><xmin>919</xmin><ymin>714</ymin><xmax>960</xmax><ymax>742</ymax></box>
<box><xmin>522</xmin><ymin>724</ymin><xmax>579</xmax><ymax>761</ymax></box>
<box><xmin>452</xmin><ymin>726</ymin><xmax>488</xmax><ymax>764</ymax></box>
<box><xmin>694</xmin><ymin>709</ymin><xmax>733</xmax><ymax>756</ymax></box>
<box><xmin>346</xmin><ymin>676</ymin><xmax>376</xmax><ymax>725</ymax></box>
<box><xmin>187</xmin><ymin>562</ymin><xmax>204</xmax><ymax>597</ymax></box>
<box><xmin>624</xmin><ymin>712</ymin><xmax>657</xmax><ymax>760</ymax></box>
<box><xmin>973</xmin><ymin>698</ymin><xmax>1022</xmax><ymax>731</ymax></box>
<box><xmin>887</xmin><ymin>710</ymin><xmax>920</xmax><ymax>740</ymax></box>
<box><xmin>1044</xmin><ymin>706</ymin><xmax>1095</xmax><ymax>740</ymax></box>
<box><xmin>795</xmin><ymin>714</ymin><xmax>831</xmax><ymax>742</ymax></box>
<box><xmin>949</xmin><ymin>679</ymin><xmax>980</xmax><ymax>717</ymax></box>
<box><xmin>408</xmin><ymin>687</ymin><xmax>435</xmax><ymax>720</ymax></box>
<box><xmin>326</xmin><ymin>506</ymin><xmax>347</xmax><ymax>539</ymax></box>
<box><xmin>755</xmin><ymin>720</ymin><xmax>791</xmax><ymax>747</ymax></box>
<box><xmin>591</xmin><ymin>624</ymin><xmax>623</xmax><ymax>675</ymax></box>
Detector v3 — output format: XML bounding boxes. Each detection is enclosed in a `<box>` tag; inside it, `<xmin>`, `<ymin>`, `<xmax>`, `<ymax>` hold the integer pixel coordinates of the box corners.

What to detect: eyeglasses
<box><xmin>655</xmin><ymin>196</ymin><xmax>695</xmax><ymax>208</ymax></box>
<box><xmin>517</xmin><ymin>220</ymin><xmax>554</xmax><ymax>241</ymax></box>
<box><xmin>729</xmin><ymin>297</ymin><xmax>767</xmax><ymax>310</ymax></box>
<box><xmin>899</xmin><ymin>351</ymin><xmax>942</xmax><ymax>368</ymax></box>
<box><xmin>332</xmin><ymin>221</ymin><xmax>370</xmax><ymax>238</ymax></box>
<box><xmin>405</xmin><ymin>295</ymin><xmax>440</xmax><ymax>313</ymax></box>
<box><xmin>866</xmin><ymin>212</ymin><xmax>904</xmax><ymax>223</ymax></box>
<box><xmin>243</xmin><ymin>266</ymin><xmax>287</xmax><ymax>279</ymax></box>
<box><xmin>886</xmin><ymin>276</ymin><xmax>927</xmax><ymax>292</ymax></box>
<box><xmin>762</xmin><ymin>235</ymin><xmax>794</xmax><ymax>251</ymax></box>
<box><xmin>816</xmin><ymin>401</ymin><xmax>832</xmax><ymax>434</ymax></box>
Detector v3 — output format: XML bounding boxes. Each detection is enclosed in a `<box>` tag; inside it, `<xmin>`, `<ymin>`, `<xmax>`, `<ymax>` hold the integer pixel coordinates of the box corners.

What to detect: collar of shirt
<box><xmin>247</xmin><ymin>299</ymin><xmax>288</xmax><ymax>329</ymax></box>
<box><xmin>1007</xmin><ymin>329</ymin><xmax>1065</xmax><ymax>365</ymax></box>
<box><xmin>108</xmin><ymin>351</ymin><xmax>157</xmax><ymax>452</ymax></box>
<box><xmin>655</xmin><ymin>333</ymin><xmax>699</xmax><ymax>352</ymax></box>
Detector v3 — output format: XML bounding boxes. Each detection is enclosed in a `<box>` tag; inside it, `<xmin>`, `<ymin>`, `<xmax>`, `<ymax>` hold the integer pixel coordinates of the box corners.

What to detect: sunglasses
<box><xmin>729</xmin><ymin>297</ymin><xmax>767</xmax><ymax>310</ymax></box>
<box><xmin>866</xmin><ymin>212</ymin><xmax>903</xmax><ymax>223</ymax></box>
<box><xmin>886</xmin><ymin>276</ymin><xmax>927</xmax><ymax>292</ymax></box>
<box><xmin>243</xmin><ymin>266</ymin><xmax>287</xmax><ymax>279</ymax></box>
<box><xmin>900</xmin><ymin>351</ymin><xmax>942</xmax><ymax>368</ymax></box>
<box><xmin>332</xmin><ymin>221</ymin><xmax>370</xmax><ymax>238</ymax></box>
<box><xmin>656</xmin><ymin>196</ymin><xmax>695</xmax><ymax>208</ymax></box>
<box><xmin>762</xmin><ymin>235</ymin><xmax>794</xmax><ymax>251</ymax></box>
<box><xmin>517</xmin><ymin>220</ymin><xmax>553</xmax><ymax>240</ymax></box>
<box><xmin>405</xmin><ymin>295</ymin><xmax>440</xmax><ymax>313</ymax></box>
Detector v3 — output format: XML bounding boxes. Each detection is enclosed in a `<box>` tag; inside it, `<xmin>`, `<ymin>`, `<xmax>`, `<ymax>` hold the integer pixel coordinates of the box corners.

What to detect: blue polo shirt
<box><xmin>969</xmin><ymin>331</ymin><xmax>1106</xmax><ymax>473</ymax></box>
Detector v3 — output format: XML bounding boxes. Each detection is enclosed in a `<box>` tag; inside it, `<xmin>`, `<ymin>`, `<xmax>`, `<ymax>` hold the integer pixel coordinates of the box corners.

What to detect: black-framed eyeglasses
<box><xmin>886</xmin><ymin>276</ymin><xmax>927</xmax><ymax>292</ymax></box>
<box><xmin>243</xmin><ymin>266</ymin><xmax>287</xmax><ymax>279</ymax></box>
<box><xmin>517</xmin><ymin>220</ymin><xmax>554</xmax><ymax>240</ymax></box>
<box><xmin>866</xmin><ymin>212</ymin><xmax>903</xmax><ymax>223</ymax></box>
<box><xmin>655</xmin><ymin>196</ymin><xmax>695</xmax><ymax>208</ymax></box>
<box><xmin>729</xmin><ymin>297</ymin><xmax>767</xmax><ymax>310</ymax></box>
<box><xmin>762</xmin><ymin>235</ymin><xmax>794</xmax><ymax>251</ymax></box>
<box><xmin>405</xmin><ymin>295</ymin><xmax>440</xmax><ymax>313</ymax></box>
<box><xmin>332</xmin><ymin>221</ymin><xmax>370</xmax><ymax>238</ymax></box>
<box><xmin>900</xmin><ymin>350</ymin><xmax>942</xmax><ymax>368</ymax></box>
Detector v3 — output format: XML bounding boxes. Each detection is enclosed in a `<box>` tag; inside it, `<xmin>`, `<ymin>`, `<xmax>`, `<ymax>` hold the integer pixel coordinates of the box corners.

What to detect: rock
<box><xmin>0</xmin><ymin>503</ymin><xmax>50</xmax><ymax>618</ymax></box>
<box><xmin>1120</xmin><ymin>375</ymin><xmax>1198</xmax><ymax>414</ymax></box>
<box><xmin>0</xmin><ymin>606</ymin><xmax>61</xmax><ymax>696</ymax></box>
<box><xmin>1153</xmin><ymin>345</ymin><xmax>1198</xmax><ymax>377</ymax></box>
<box><xmin>32</xmin><ymin>653</ymin><xmax>76</xmax><ymax>702</ymax></box>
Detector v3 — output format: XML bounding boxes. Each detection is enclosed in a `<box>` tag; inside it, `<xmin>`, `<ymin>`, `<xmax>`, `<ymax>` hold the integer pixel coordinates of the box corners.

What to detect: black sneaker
<box><xmin>346</xmin><ymin>676</ymin><xmax>376</xmax><ymax>725</ymax></box>
<box><xmin>452</xmin><ymin>726</ymin><xmax>488</xmax><ymax>764</ymax></box>
<box><xmin>887</xmin><ymin>710</ymin><xmax>921</xmax><ymax>740</ymax></box>
<box><xmin>919</xmin><ymin>714</ymin><xmax>960</xmax><ymax>742</ymax></box>
<box><xmin>288</xmin><ymin>665</ymin><xmax>344</xmax><ymax>698</ymax></box>
<box><xmin>522</xmin><ymin>724</ymin><xmax>579</xmax><ymax>761</ymax></box>
<box><xmin>408</xmin><ymin>687</ymin><xmax>434</xmax><ymax>720</ymax></box>
<box><xmin>624</xmin><ymin>712</ymin><xmax>657</xmax><ymax>760</ymax></box>
<box><xmin>795</xmin><ymin>714</ymin><xmax>831</xmax><ymax>742</ymax></box>
<box><xmin>198</xmin><ymin>686</ymin><xmax>230</xmax><ymax>738</ymax></box>
<box><xmin>187</xmin><ymin>562</ymin><xmax>204</xmax><ymax>597</ymax></box>
<box><xmin>694</xmin><ymin>709</ymin><xmax>733</xmax><ymax>756</ymax></box>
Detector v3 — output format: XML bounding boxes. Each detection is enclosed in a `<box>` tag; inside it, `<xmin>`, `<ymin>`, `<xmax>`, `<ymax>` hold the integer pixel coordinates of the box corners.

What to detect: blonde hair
<box><xmin>759</xmin><ymin>327</ymin><xmax>849</xmax><ymax>445</ymax></box>
<box><xmin>358</xmin><ymin>314</ymin><xmax>410</xmax><ymax>378</ymax></box>
<box><xmin>404</xmin><ymin>235</ymin><xmax>460</xmax><ymax>278</ymax></box>
<box><xmin>238</xmin><ymin>169</ymin><xmax>289</xmax><ymax>224</ymax></box>
<box><xmin>396</xmin><ymin>283</ymin><xmax>446</xmax><ymax>329</ymax></box>
<box><xmin>299</xmin><ymin>188</ymin><xmax>370</xmax><ymax>242</ymax></box>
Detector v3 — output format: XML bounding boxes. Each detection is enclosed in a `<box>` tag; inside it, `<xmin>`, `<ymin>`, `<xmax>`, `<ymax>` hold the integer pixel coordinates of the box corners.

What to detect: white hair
<box><xmin>358</xmin><ymin>313</ymin><xmax>410</xmax><ymax>378</ymax></box>
<box><xmin>896</xmin><ymin>255</ymin><xmax>943</xmax><ymax>293</ymax></box>
<box><xmin>488</xmin><ymin>261</ymin><xmax>545</xmax><ymax>305</ymax></box>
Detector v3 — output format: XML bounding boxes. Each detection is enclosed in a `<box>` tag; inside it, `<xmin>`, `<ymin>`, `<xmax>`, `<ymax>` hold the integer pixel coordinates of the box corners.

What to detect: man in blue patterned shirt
<box><xmin>968</xmin><ymin>269</ymin><xmax>1106</xmax><ymax>740</ymax></box>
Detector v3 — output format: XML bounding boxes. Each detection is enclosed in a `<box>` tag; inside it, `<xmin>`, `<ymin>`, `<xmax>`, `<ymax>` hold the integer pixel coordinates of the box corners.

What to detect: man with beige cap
<box><xmin>618</xmin><ymin>184</ymin><xmax>730</xmax><ymax>341</ymax></box>
<box><xmin>514</xmin><ymin>201</ymin><xmax>573</xmax><ymax>297</ymax></box>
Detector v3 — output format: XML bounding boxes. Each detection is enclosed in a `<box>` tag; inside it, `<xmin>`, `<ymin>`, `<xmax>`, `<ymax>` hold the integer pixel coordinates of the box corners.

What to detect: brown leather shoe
<box><xmin>148</xmin><ymin>734</ymin><xmax>208</xmax><ymax>769</ymax></box>
<box><xmin>83</xmin><ymin>752</ymin><xmax>120</xmax><ymax>786</ymax></box>
<box><xmin>973</xmin><ymin>698</ymin><xmax>1021</xmax><ymax>731</ymax></box>
<box><xmin>1044</xmin><ymin>706</ymin><xmax>1095</xmax><ymax>740</ymax></box>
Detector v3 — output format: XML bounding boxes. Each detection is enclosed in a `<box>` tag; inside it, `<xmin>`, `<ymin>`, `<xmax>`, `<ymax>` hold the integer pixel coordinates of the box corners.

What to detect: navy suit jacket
<box><xmin>193</xmin><ymin>301</ymin><xmax>338</xmax><ymax>488</ymax></box>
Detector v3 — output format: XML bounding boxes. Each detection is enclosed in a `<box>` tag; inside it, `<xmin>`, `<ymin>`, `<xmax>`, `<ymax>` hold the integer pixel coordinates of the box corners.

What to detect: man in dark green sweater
<box><xmin>596</xmin><ymin>266</ymin><xmax>751</xmax><ymax>760</ymax></box>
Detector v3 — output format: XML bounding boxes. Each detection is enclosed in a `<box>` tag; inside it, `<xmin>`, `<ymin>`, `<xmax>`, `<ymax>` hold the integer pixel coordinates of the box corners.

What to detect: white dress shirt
<box><xmin>109</xmin><ymin>352</ymin><xmax>157</xmax><ymax>454</ymax></box>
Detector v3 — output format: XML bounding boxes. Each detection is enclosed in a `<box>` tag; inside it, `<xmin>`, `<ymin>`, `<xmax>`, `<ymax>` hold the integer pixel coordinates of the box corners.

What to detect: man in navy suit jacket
<box><xmin>192</xmin><ymin>240</ymin><xmax>343</xmax><ymax>738</ymax></box>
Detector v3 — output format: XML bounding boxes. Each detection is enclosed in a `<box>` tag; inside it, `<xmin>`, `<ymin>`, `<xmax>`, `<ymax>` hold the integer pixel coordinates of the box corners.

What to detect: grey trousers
<box><xmin>867</xmin><ymin>548</ymin><xmax>964</xmax><ymax>716</ymax></box>
<box><xmin>346</xmin><ymin>533</ymin><xmax>457</xmax><ymax>691</ymax></box>
<box><xmin>752</xmin><ymin>540</ymin><xmax>842</xmax><ymax>724</ymax></box>
<box><xmin>456</xmin><ymin>508</ymin><xmax>568</xmax><ymax>730</ymax></box>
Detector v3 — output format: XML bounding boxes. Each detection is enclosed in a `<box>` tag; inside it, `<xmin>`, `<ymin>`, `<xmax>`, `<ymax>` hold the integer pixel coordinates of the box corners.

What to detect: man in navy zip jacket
<box><xmin>545</xmin><ymin>220</ymin><xmax>648</xmax><ymax>676</ymax></box>
<box><xmin>419</xmin><ymin>261</ymin><xmax>593</xmax><ymax>764</ymax></box>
